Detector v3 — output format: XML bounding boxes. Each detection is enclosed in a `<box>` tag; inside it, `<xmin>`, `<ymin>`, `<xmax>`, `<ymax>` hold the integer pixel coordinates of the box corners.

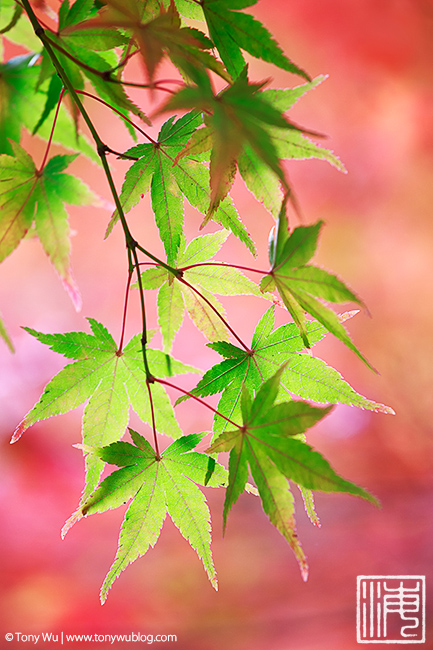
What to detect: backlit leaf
<box><xmin>263</xmin><ymin>206</ymin><xmax>373</xmax><ymax>368</ymax></box>
<box><xmin>75</xmin><ymin>431</ymin><xmax>228</xmax><ymax>602</ymax></box>
<box><xmin>0</xmin><ymin>143</ymin><xmax>95</xmax><ymax>309</ymax></box>
<box><xmin>206</xmin><ymin>368</ymin><xmax>377</xmax><ymax>578</ymax></box>
<box><xmin>202</xmin><ymin>0</ymin><xmax>310</xmax><ymax>80</ymax></box>
<box><xmin>12</xmin><ymin>320</ymin><xmax>199</xmax><ymax>499</ymax></box>
<box><xmin>178</xmin><ymin>306</ymin><xmax>393</xmax><ymax>437</ymax></box>
<box><xmin>161</xmin><ymin>67</ymin><xmax>299</xmax><ymax>215</ymax></box>
<box><xmin>109</xmin><ymin>112</ymin><xmax>255</xmax><ymax>254</ymax></box>
<box><xmin>137</xmin><ymin>231</ymin><xmax>268</xmax><ymax>351</ymax></box>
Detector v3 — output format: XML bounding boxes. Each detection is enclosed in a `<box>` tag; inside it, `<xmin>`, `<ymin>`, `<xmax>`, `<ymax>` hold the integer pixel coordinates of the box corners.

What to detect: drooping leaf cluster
<box><xmin>1</xmin><ymin>0</ymin><xmax>393</xmax><ymax>601</ymax></box>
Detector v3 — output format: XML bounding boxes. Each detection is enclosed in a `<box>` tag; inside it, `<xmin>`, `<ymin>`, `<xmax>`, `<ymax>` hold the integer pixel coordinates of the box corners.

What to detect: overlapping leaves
<box><xmin>138</xmin><ymin>230</ymin><xmax>266</xmax><ymax>350</ymax></box>
<box><xmin>207</xmin><ymin>367</ymin><xmax>377</xmax><ymax>578</ymax></box>
<box><xmin>109</xmin><ymin>112</ymin><xmax>255</xmax><ymax>256</ymax></box>
<box><xmin>12</xmin><ymin>320</ymin><xmax>199</xmax><ymax>499</ymax></box>
<box><xmin>177</xmin><ymin>305</ymin><xmax>393</xmax><ymax>437</ymax></box>
<box><xmin>1</xmin><ymin>0</ymin><xmax>393</xmax><ymax>601</ymax></box>
<box><xmin>162</xmin><ymin>67</ymin><xmax>299</xmax><ymax>215</ymax></box>
<box><xmin>0</xmin><ymin>54</ymin><xmax>97</xmax><ymax>159</ymax></box>
<box><xmin>72</xmin><ymin>0</ymin><xmax>229</xmax><ymax>85</ymax></box>
<box><xmin>36</xmin><ymin>0</ymin><xmax>147</xmax><ymax>136</ymax></box>
<box><xmin>0</xmin><ymin>0</ymin><xmax>40</xmax><ymax>52</ymax></box>
<box><xmin>238</xmin><ymin>76</ymin><xmax>346</xmax><ymax>216</ymax></box>
<box><xmin>70</xmin><ymin>430</ymin><xmax>228</xmax><ymax>602</ymax></box>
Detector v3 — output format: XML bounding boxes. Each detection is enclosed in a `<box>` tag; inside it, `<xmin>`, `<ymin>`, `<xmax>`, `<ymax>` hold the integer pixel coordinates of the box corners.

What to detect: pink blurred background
<box><xmin>1</xmin><ymin>1</ymin><xmax>432</xmax><ymax>648</ymax></box>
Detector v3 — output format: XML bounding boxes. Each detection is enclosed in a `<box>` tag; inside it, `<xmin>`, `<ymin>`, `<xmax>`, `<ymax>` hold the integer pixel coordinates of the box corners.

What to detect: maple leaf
<box><xmin>239</xmin><ymin>76</ymin><xmax>346</xmax><ymax>216</ymax></box>
<box><xmin>77</xmin><ymin>0</ymin><xmax>229</xmax><ymax>85</ymax></box>
<box><xmin>260</xmin><ymin>202</ymin><xmax>375</xmax><ymax>369</ymax></box>
<box><xmin>0</xmin><ymin>0</ymin><xmax>23</xmax><ymax>37</ymax></box>
<box><xmin>137</xmin><ymin>230</ymin><xmax>268</xmax><ymax>351</ymax></box>
<box><xmin>0</xmin><ymin>142</ymin><xmax>95</xmax><ymax>309</ymax></box>
<box><xmin>36</xmin><ymin>1</ymin><xmax>148</xmax><ymax>137</ymax></box>
<box><xmin>0</xmin><ymin>55</ymin><xmax>41</xmax><ymax>156</ymax></box>
<box><xmin>177</xmin><ymin>305</ymin><xmax>394</xmax><ymax>437</ymax></box>
<box><xmin>72</xmin><ymin>430</ymin><xmax>228</xmax><ymax>602</ymax></box>
<box><xmin>11</xmin><ymin>320</ymin><xmax>199</xmax><ymax>499</ymax></box>
<box><xmin>0</xmin><ymin>0</ymin><xmax>40</xmax><ymax>51</ymax></box>
<box><xmin>0</xmin><ymin>54</ymin><xmax>97</xmax><ymax>161</ymax></box>
<box><xmin>107</xmin><ymin>112</ymin><xmax>255</xmax><ymax>256</ymax></box>
<box><xmin>207</xmin><ymin>367</ymin><xmax>378</xmax><ymax>579</ymax></box>
<box><xmin>163</xmin><ymin>67</ymin><xmax>306</xmax><ymax>216</ymax></box>
<box><xmin>169</xmin><ymin>0</ymin><xmax>205</xmax><ymax>21</ymax></box>
<box><xmin>201</xmin><ymin>0</ymin><xmax>310</xmax><ymax>80</ymax></box>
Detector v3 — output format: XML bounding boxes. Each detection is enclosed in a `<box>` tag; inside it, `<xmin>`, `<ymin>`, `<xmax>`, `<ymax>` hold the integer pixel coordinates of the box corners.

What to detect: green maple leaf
<box><xmin>137</xmin><ymin>230</ymin><xmax>268</xmax><ymax>351</ymax></box>
<box><xmin>11</xmin><ymin>320</ymin><xmax>199</xmax><ymax>499</ymax></box>
<box><xmin>261</xmin><ymin>203</ymin><xmax>375</xmax><ymax>369</ymax></box>
<box><xmin>170</xmin><ymin>0</ymin><xmax>205</xmax><ymax>21</ymax></box>
<box><xmin>0</xmin><ymin>54</ymin><xmax>97</xmax><ymax>160</ymax></box>
<box><xmin>0</xmin><ymin>0</ymin><xmax>40</xmax><ymax>51</ymax></box>
<box><xmin>177</xmin><ymin>305</ymin><xmax>393</xmax><ymax>437</ymax></box>
<box><xmin>202</xmin><ymin>0</ymin><xmax>310</xmax><ymax>80</ymax></box>
<box><xmin>36</xmin><ymin>1</ymin><xmax>148</xmax><ymax>138</ymax></box>
<box><xmin>78</xmin><ymin>0</ymin><xmax>229</xmax><ymax>85</ymax></box>
<box><xmin>207</xmin><ymin>368</ymin><xmax>378</xmax><ymax>579</ymax></box>
<box><xmin>0</xmin><ymin>55</ymin><xmax>40</xmax><ymax>155</ymax></box>
<box><xmin>0</xmin><ymin>142</ymin><xmax>95</xmax><ymax>309</ymax></box>
<box><xmin>1</xmin><ymin>1</ymin><xmax>23</xmax><ymax>37</ymax></box>
<box><xmin>162</xmin><ymin>67</ymin><xmax>308</xmax><ymax>216</ymax></box>
<box><xmin>132</xmin><ymin>2</ymin><xmax>230</xmax><ymax>83</ymax></box>
<box><xmin>72</xmin><ymin>430</ymin><xmax>227</xmax><ymax>602</ymax></box>
<box><xmin>239</xmin><ymin>76</ymin><xmax>346</xmax><ymax>217</ymax></box>
<box><xmin>107</xmin><ymin>112</ymin><xmax>255</xmax><ymax>257</ymax></box>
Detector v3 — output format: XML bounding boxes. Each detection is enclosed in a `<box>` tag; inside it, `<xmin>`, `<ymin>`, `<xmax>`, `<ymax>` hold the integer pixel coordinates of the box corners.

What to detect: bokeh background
<box><xmin>1</xmin><ymin>1</ymin><xmax>432</xmax><ymax>648</ymax></box>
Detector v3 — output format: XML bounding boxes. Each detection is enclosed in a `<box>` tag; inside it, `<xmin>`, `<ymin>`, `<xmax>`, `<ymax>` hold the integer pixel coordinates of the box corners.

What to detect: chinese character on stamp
<box><xmin>357</xmin><ymin>575</ymin><xmax>426</xmax><ymax>643</ymax></box>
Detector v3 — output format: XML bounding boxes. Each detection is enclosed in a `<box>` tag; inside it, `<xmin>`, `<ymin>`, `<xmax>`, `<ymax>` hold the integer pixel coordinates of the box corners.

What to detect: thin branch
<box><xmin>105</xmin><ymin>146</ymin><xmax>139</xmax><ymax>161</ymax></box>
<box><xmin>109</xmin><ymin>78</ymin><xmax>178</xmax><ymax>95</ymax></box>
<box><xmin>44</xmin><ymin>33</ymin><xmax>111</xmax><ymax>78</ymax></box>
<box><xmin>178</xmin><ymin>276</ymin><xmax>251</xmax><ymax>352</ymax></box>
<box><xmin>117</xmin><ymin>269</ymin><xmax>133</xmax><ymax>354</ymax></box>
<box><xmin>179</xmin><ymin>261</ymin><xmax>269</xmax><ymax>275</ymax></box>
<box><xmin>74</xmin><ymin>89</ymin><xmax>156</xmax><ymax>143</ymax></box>
<box><xmin>40</xmin><ymin>33</ymin><xmax>185</xmax><ymax>96</ymax></box>
<box><xmin>20</xmin><ymin>0</ymin><xmax>174</xmax><ymax>405</ymax></box>
<box><xmin>156</xmin><ymin>378</ymin><xmax>240</xmax><ymax>429</ymax></box>
<box><xmin>38</xmin><ymin>86</ymin><xmax>65</xmax><ymax>171</ymax></box>
<box><xmin>153</xmin><ymin>78</ymin><xmax>186</xmax><ymax>87</ymax></box>
<box><xmin>134</xmin><ymin>242</ymin><xmax>182</xmax><ymax>277</ymax></box>
<box><xmin>146</xmin><ymin>381</ymin><xmax>161</xmax><ymax>459</ymax></box>
<box><xmin>131</xmin><ymin>245</ymin><xmax>153</xmax><ymax>381</ymax></box>
<box><xmin>109</xmin><ymin>46</ymin><xmax>140</xmax><ymax>74</ymax></box>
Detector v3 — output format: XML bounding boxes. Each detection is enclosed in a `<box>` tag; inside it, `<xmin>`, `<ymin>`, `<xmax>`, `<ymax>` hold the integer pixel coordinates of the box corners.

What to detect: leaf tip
<box><xmin>61</xmin><ymin>509</ymin><xmax>83</xmax><ymax>539</ymax></box>
<box><xmin>368</xmin><ymin>493</ymin><xmax>381</xmax><ymax>509</ymax></box>
<box><xmin>10</xmin><ymin>421</ymin><xmax>26</xmax><ymax>444</ymax></box>
<box><xmin>100</xmin><ymin>588</ymin><xmax>109</xmax><ymax>606</ymax></box>
<box><xmin>301</xmin><ymin>564</ymin><xmax>309</xmax><ymax>582</ymax></box>
<box><xmin>222</xmin><ymin>512</ymin><xmax>228</xmax><ymax>537</ymax></box>
<box><xmin>72</xmin><ymin>442</ymin><xmax>96</xmax><ymax>453</ymax></box>
<box><xmin>373</xmin><ymin>403</ymin><xmax>395</xmax><ymax>416</ymax></box>
<box><xmin>63</xmin><ymin>276</ymin><xmax>82</xmax><ymax>312</ymax></box>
